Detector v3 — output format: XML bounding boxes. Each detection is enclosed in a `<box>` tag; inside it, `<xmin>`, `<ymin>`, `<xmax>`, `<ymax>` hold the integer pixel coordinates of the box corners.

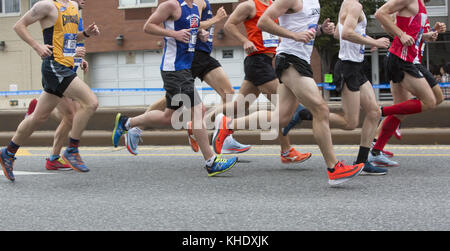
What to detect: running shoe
<box><xmin>394</xmin><ymin>125</ymin><xmax>402</xmax><ymax>140</ymax></box>
<box><xmin>368</xmin><ymin>152</ymin><xmax>399</xmax><ymax>167</ymax></box>
<box><xmin>62</xmin><ymin>148</ymin><xmax>89</xmax><ymax>172</ymax></box>
<box><xmin>187</xmin><ymin>121</ymin><xmax>199</xmax><ymax>153</ymax></box>
<box><xmin>45</xmin><ymin>157</ymin><xmax>72</xmax><ymax>170</ymax></box>
<box><xmin>125</xmin><ymin>127</ymin><xmax>142</xmax><ymax>155</ymax></box>
<box><xmin>282</xmin><ymin>104</ymin><xmax>306</xmax><ymax>136</ymax></box>
<box><xmin>205</xmin><ymin>155</ymin><xmax>237</xmax><ymax>177</ymax></box>
<box><xmin>25</xmin><ymin>98</ymin><xmax>38</xmax><ymax>118</ymax></box>
<box><xmin>112</xmin><ymin>113</ymin><xmax>128</xmax><ymax>147</ymax></box>
<box><xmin>359</xmin><ymin>161</ymin><xmax>388</xmax><ymax>176</ymax></box>
<box><xmin>0</xmin><ymin>148</ymin><xmax>15</xmax><ymax>182</ymax></box>
<box><xmin>370</xmin><ymin>142</ymin><xmax>394</xmax><ymax>158</ymax></box>
<box><xmin>281</xmin><ymin>148</ymin><xmax>312</xmax><ymax>164</ymax></box>
<box><xmin>221</xmin><ymin>135</ymin><xmax>251</xmax><ymax>154</ymax></box>
<box><xmin>328</xmin><ymin>161</ymin><xmax>364</xmax><ymax>185</ymax></box>
<box><xmin>212</xmin><ymin>113</ymin><xmax>233</xmax><ymax>154</ymax></box>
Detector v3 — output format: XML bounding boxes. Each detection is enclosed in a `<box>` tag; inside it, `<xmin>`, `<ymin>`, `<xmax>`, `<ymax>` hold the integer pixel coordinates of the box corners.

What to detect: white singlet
<box><xmin>338</xmin><ymin>11</ymin><xmax>367</xmax><ymax>63</ymax></box>
<box><xmin>276</xmin><ymin>0</ymin><xmax>321</xmax><ymax>64</ymax></box>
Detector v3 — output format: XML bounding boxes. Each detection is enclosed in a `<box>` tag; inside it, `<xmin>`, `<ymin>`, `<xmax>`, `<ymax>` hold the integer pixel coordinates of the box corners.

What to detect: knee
<box><xmin>84</xmin><ymin>97</ymin><xmax>99</xmax><ymax>114</ymax></box>
<box><xmin>343</xmin><ymin>119</ymin><xmax>359</xmax><ymax>130</ymax></box>
<box><xmin>435</xmin><ymin>96</ymin><xmax>444</xmax><ymax>106</ymax></box>
<box><xmin>423</xmin><ymin>97</ymin><xmax>437</xmax><ymax>111</ymax></box>
<box><xmin>311</xmin><ymin>103</ymin><xmax>329</xmax><ymax>121</ymax></box>
<box><xmin>366</xmin><ymin>106</ymin><xmax>381</xmax><ymax>122</ymax></box>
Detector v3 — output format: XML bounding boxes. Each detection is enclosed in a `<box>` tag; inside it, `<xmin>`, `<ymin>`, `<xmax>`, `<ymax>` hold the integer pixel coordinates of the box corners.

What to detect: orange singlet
<box><xmin>243</xmin><ymin>0</ymin><xmax>279</xmax><ymax>56</ymax></box>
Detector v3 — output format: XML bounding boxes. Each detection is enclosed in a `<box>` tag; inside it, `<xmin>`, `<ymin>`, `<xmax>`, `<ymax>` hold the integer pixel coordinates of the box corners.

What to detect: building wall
<box><xmin>0</xmin><ymin>0</ymin><xmax>42</xmax><ymax>92</ymax></box>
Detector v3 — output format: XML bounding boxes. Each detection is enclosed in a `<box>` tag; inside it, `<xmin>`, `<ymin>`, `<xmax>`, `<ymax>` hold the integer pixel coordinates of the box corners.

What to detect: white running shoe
<box><xmin>368</xmin><ymin>152</ymin><xmax>399</xmax><ymax>167</ymax></box>
<box><xmin>125</xmin><ymin>127</ymin><xmax>142</xmax><ymax>155</ymax></box>
<box><xmin>221</xmin><ymin>135</ymin><xmax>251</xmax><ymax>154</ymax></box>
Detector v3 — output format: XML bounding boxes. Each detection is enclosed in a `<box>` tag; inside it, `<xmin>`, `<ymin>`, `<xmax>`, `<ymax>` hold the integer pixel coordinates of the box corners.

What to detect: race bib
<box><xmin>262</xmin><ymin>31</ymin><xmax>279</xmax><ymax>48</ymax></box>
<box><xmin>208</xmin><ymin>25</ymin><xmax>215</xmax><ymax>43</ymax></box>
<box><xmin>187</xmin><ymin>28</ymin><xmax>198</xmax><ymax>52</ymax></box>
<box><xmin>63</xmin><ymin>33</ymin><xmax>77</xmax><ymax>57</ymax></box>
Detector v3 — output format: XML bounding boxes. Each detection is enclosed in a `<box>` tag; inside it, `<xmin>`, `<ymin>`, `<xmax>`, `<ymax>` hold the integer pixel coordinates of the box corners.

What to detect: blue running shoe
<box><xmin>358</xmin><ymin>161</ymin><xmax>388</xmax><ymax>176</ymax></box>
<box><xmin>113</xmin><ymin>113</ymin><xmax>128</xmax><ymax>147</ymax></box>
<box><xmin>282</xmin><ymin>104</ymin><xmax>306</xmax><ymax>136</ymax></box>
<box><xmin>62</xmin><ymin>148</ymin><xmax>89</xmax><ymax>172</ymax></box>
<box><xmin>206</xmin><ymin>155</ymin><xmax>237</xmax><ymax>177</ymax></box>
<box><xmin>0</xmin><ymin>148</ymin><xmax>15</xmax><ymax>182</ymax></box>
<box><xmin>125</xmin><ymin>127</ymin><xmax>142</xmax><ymax>155</ymax></box>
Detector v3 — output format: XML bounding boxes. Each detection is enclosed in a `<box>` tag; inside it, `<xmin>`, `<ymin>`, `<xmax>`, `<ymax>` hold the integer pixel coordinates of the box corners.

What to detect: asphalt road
<box><xmin>1</xmin><ymin>145</ymin><xmax>449</xmax><ymax>231</ymax></box>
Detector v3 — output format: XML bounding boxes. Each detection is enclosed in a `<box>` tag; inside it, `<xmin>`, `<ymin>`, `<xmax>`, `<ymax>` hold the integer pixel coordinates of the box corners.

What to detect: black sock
<box><xmin>69</xmin><ymin>137</ymin><xmax>80</xmax><ymax>149</ymax></box>
<box><xmin>299</xmin><ymin>109</ymin><xmax>313</xmax><ymax>121</ymax></box>
<box><xmin>371</xmin><ymin>148</ymin><xmax>381</xmax><ymax>156</ymax></box>
<box><xmin>356</xmin><ymin>146</ymin><xmax>370</xmax><ymax>164</ymax></box>
<box><xmin>6</xmin><ymin>141</ymin><xmax>20</xmax><ymax>156</ymax></box>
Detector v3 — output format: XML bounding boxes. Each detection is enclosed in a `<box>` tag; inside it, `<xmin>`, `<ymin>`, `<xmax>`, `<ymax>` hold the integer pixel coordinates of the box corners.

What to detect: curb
<box><xmin>1</xmin><ymin>128</ymin><xmax>449</xmax><ymax>147</ymax></box>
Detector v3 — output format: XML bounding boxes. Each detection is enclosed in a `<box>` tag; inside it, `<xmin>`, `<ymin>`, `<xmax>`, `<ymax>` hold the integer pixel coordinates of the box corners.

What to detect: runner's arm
<box><xmin>224</xmin><ymin>2</ymin><xmax>253</xmax><ymax>45</ymax></box>
<box><xmin>13</xmin><ymin>1</ymin><xmax>54</xmax><ymax>58</ymax></box>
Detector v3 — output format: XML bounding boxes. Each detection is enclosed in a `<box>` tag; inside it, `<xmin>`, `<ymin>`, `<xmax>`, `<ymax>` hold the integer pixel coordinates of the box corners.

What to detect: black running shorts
<box><xmin>41</xmin><ymin>59</ymin><xmax>77</xmax><ymax>98</ymax></box>
<box><xmin>415</xmin><ymin>63</ymin><xmax>438</xmax><ymax>88</ymax></box>
<box><xmin>244</xmin><ymin>53</ymin><xmax>277</xmax><ymax>86</ymax></box>
<box><xmin>275</xmin><ymin>53</ymin><xmax>314</xmax><ymax>82</ymax></box>
<box><xmin>333</xmin><ymin>59</ymin><xmax>369</xmax><ymax>93</ymax></box>
<box><xmin>385</xmin><ymin>53</ymin><xmax>424</xmax><ymax>84</ymax></box>
<box><xmin>161</xmin><ymin>69</ymin><xmax>202</xmax><ymax>110</ymax></box>
<box><xmin>191</xmin><ymin>50</ymin><xmax>221</xmax><ymax>82</ymax></box>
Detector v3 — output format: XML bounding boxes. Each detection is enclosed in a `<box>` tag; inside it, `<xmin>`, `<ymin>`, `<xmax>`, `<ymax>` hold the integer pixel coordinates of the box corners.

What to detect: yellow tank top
<box><xmin>43</xmin><ymin>1</ymin><xmax>79</xmax><ymax>67</ymax></box>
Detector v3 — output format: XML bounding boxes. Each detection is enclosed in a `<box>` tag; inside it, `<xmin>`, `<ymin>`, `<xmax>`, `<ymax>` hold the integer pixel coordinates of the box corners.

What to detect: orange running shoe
<box><xmin>327</xmin><ymin>161</ymin><xmax>364</xmax><ymax>185</ymax></box>
<box><xmin>212</xmin><ymin>113</ymin><xmax>233</xmax><ymax>154</ymax></box>
<box><xmin>281</xmin><ymin>148</ymin><xmax>312</xmax><ymax>164</ymax></box>
<box><xmin>187</xmin><ymin>121</ymin><xmax>199</xmax><ymax>152</ymax></box>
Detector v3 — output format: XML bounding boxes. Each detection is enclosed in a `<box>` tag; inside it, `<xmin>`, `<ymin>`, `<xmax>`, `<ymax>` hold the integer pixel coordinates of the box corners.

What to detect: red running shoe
<box><xmin>212</xmin><ymin>113</ymin><xmax>233</xmax><ymax>154</ymax></box>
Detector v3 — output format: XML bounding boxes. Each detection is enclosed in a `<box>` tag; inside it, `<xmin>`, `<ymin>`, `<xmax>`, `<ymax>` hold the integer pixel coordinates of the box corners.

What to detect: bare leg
<box><xmin>11</xmin><ymin>92</ymin><xmax>61</xmax><ymax>145</ymax></box>
<box><xmin>63</xmin><ymin>77</ymin><xmax>98</xmax><ymax>140</ymax></box>
<box><xmin>281</xmin><ymin>66</ymin><xmax>337</xmax><ymax>169</ymax></box>
<box><xmin>52</xmin><ymin>98</ymin><xmax>77</xmax><ymax>156</ymax></box>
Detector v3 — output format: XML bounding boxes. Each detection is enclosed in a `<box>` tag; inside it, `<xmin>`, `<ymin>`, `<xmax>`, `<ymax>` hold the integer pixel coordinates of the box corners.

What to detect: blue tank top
<box><xmin>161</xmin><ymin>0</ymin><xmax>200</xmax><ymax>71</ymax></box>
<box><xmin>196</xmin><ymin>0</ymin><xmax>213</xmax><ymax>54</ymax></box>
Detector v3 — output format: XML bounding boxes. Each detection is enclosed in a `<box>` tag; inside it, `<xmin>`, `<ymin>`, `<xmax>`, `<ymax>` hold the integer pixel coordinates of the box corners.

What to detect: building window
<box><xmin>118</xmin><ymin>0</ymin><xmax>157</xmax><ymax>9</ymax></box>
<box><xmin>427</xmin><ymin>0</ymin><xmax>448</xmax><ymax>16</ymax></box>
<box><xmin>30</xmin><ymin>0</ymin><xmax>39</xmax><ymax>8</ymax></box>
<box><xmin>0</xmin><ymin>0</ymin><xmax>20</xmax><ymax>16</ymax></box>
<box><xmin>222</xmin><ymin>49</ymin><xmax>233</xmax><ymax>59</ymax></box>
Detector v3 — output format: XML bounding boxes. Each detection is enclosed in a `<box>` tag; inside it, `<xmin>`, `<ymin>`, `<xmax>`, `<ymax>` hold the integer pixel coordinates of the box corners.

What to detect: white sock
<box><xmin>205</xmin><ymin>155</ymin><xmax>216</xmax><ymax>167</ymax></box>
<box><xmin>125</xmin><ymin>118</ymin><xmax>131</xmax><ymax>130</ymax></box>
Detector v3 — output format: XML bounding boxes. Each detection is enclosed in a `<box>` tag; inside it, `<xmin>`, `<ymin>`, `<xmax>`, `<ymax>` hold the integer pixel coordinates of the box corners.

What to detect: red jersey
<box><xmin>244</xmin><ymin>0</ymin><xmax>279</xmax><ymax>56</ymax></box>
<box><xmin>389</xmin><ymin>0</ymin><xmax>428</xmax><ymax>63</ymax></box>
<box><xmin>414</xmin><ymin>19</ymin><xmax>430</xmax><ymax>64</ymax></box>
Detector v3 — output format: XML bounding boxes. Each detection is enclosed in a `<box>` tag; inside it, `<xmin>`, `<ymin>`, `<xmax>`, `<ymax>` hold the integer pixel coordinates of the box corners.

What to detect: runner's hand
<box><xmin>321</xmin><ymin>18</ymin><xmax>335</xmax><ymax>35</ymax></box>
<box><xmin>434</xmin><ymin>22</ymin><xmax>446</xmax><ymax>33</ymax></box>
<box><xmin>243</xmin><ymin>40</ymin><xmax>257</xmax><ymax>55</ymax></box>
<box><xmin>81</xmin><ymin>59</ymin><xmax>89</xmax><ymax>73</ymax></box>
<box><xmin>198</xmin><ymin>29</ymin><xmax>209</xmax><ymax>42</ymax></box>
<box><xmin>215</xmin><ymin>6</ymin><xmax>227</xmax><ymax>21</ymax></box>
<box><xmin>75</xmin><ymin>47</ymin><xmax>86</xmax><ymax>58</ymax></box>
<box><xmin>174</xmin><ymin>28</ymin><xmax>192</xmax><ymax>43</ymax></box>
<box><xmin>85</xmin><ymin>22</ymin><xmax>100</xmax><ymax>36</ymax></box>
<box><xmin>34</xmin><ymin>44</ymin><xmax>53</xmax><ymax>59</ymax></box>
<box><xmin>399</xmin><ymin>32</ymin><xmax>414</xmax><ymax>46</ymax></box>
<box><xmin>375</xmin><ymin>37</ymin><xmax>390</xmax><ymax>49</ymax></box>
<box><xmin>292</xmin><ymin>30</ymin><xmax>315</xmax><ymax>43</ymax></box>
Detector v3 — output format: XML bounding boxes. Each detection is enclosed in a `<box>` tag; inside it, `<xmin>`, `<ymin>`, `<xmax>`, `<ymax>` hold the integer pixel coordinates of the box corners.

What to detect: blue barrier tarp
<box><xmin>1</xmin><ymin>83</ymin><xmax>449</xmax><ymax>96</ymax></box>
